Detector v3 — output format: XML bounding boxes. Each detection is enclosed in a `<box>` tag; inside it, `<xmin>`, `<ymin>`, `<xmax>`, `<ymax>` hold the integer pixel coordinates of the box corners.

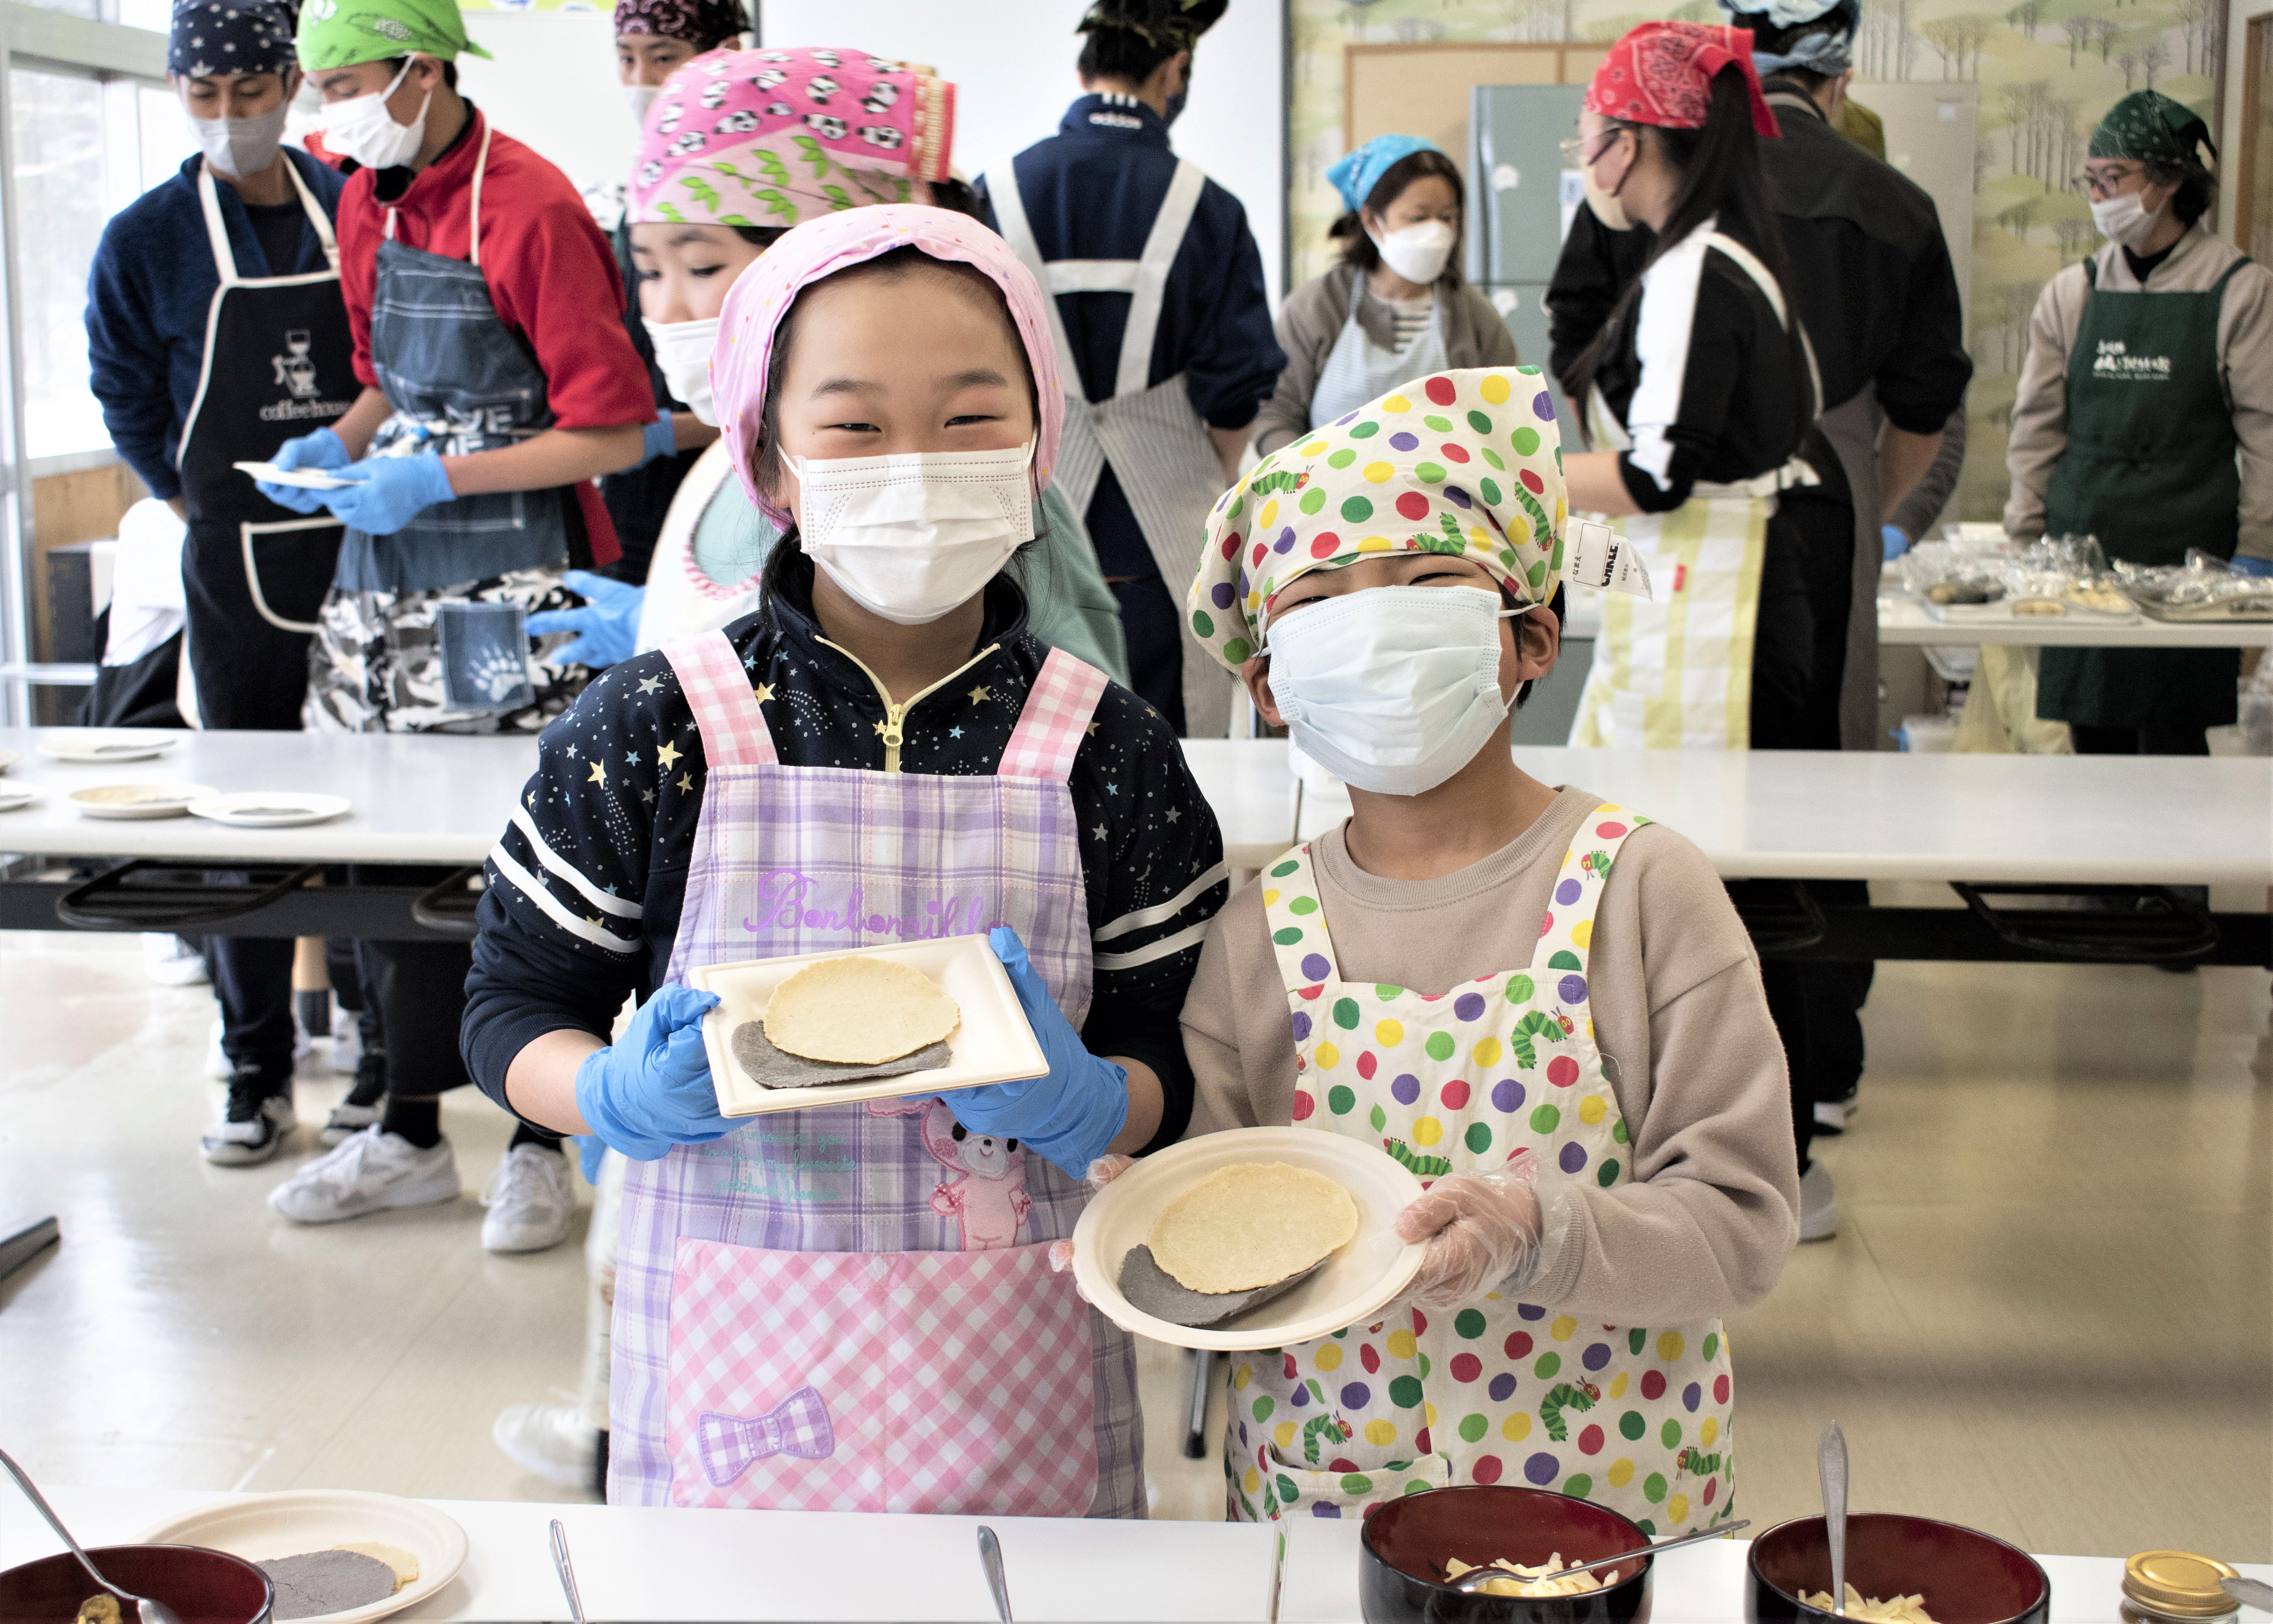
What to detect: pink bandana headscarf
<box><xmin>1584</xmin><ymin>21</ymin><xmax>1780</xmax><ymax>139</ymax></box>
<box><xmin>630</xmin><ymin>46</ymin><xmax>954</xmax><ymax>228</ymax></box>
<box><xmin>712</xmin><ymin>205</ymin><xmax>1064</xmax><ymax>529</ymax></box>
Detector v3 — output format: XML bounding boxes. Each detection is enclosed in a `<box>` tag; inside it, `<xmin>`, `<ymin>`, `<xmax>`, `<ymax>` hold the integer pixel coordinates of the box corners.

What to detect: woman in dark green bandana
<box><xmin>2004</xmin><ymin>90</ymin><xmax>2273</xmax><ymax>754</ymax></box>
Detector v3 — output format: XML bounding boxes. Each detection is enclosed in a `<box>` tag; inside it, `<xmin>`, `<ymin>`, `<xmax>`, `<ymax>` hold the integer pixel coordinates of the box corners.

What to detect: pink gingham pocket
<box><xmin>664</xmin><ymin>1237</ymin><xmax>1100</xmax><ymax>1515</ymax></box>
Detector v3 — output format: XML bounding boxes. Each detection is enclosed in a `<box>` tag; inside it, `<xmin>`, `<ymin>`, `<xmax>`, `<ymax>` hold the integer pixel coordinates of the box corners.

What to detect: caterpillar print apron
<box><xmin>1225</xmin><ymin>808</ymin><xmax>1738</xmax><ymax>1534</ymax></box>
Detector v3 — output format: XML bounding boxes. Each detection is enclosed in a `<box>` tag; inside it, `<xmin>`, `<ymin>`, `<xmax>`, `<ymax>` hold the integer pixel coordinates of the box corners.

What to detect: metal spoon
<box><xmin>1448</xmin><ymin>1520</ymin><xmax>1752</xmax><ymax>1592</ymax></box>
<box><xmin>548</xmin><ymin>1519</ymin><xmax>585</xmax><ymax>1624</ymax></box>
<box><xmin>0</xmin><ymin>1447</ymin><xmax>182</xmax><ymax>1624</ymax></box>
<box><xmin>1820</xmin><ymin>1421</ymin><xmax>1851</xmax><ymax>1618</ymax></box>
<box><xmin>976</xmin><ymin>1525</ymin><xmax>1014</xmax><ymax>1623</ymax></box>
<box><xmin>2223</xmin><ymin>1577</ymin><xmax>2273</xmax><ymax>1613</ymax></box>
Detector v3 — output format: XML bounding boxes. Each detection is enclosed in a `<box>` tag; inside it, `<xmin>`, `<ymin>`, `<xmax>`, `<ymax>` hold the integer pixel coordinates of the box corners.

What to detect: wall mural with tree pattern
<box><xmin>1287</xmin><ymin>0</ymin><xmax>2223</xmax><ymax>517</ymax></box>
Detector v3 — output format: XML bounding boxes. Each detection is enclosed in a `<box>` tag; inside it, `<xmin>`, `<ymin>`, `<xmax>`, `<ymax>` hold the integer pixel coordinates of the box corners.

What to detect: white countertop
<box><xmin>1301</xmin><ymin>748</ymin><xmax>2273</xmax><ymax>886</ymax></box>
<box><xmin>1875</xmin><ymin>596</ymin><xmax>2273</xmax><ymax>648</ymax></box>
<box><xmin>5</xmin><ymin>730</ymin><xmax>2268</xmax><ymax>888</ymax></box>
<box><xmin>6</xmin><ymin>1488</ymin><xmax>2267</xmax><ymax>1623</ymax></box>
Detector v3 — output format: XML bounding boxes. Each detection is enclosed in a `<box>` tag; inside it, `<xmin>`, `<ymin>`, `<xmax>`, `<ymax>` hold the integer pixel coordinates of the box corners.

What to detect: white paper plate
<box><xmin>693</xmin><ymin>934</ymin><xmax>1050</xmax><ymax>1117</ymax></box>
<box><xmin>37</xmin><ymin>732</ymin><xmax>178</xmax><ymax>764</ymax></box>
<box><xmin>0</xmin><ymin>746</ymin><xmax>17</xmax><ymax>773</ymax></box>
<box><xmin>1071</xmin><ymin>1127</ymin><xmax>1430</xmax><ymax>1352</ymax></box>
<box><xmin>0</xmin><ymin>783</ymin><xmax>40</xmax><ymax>811</ymax></box>
<box><xmin>135</xmin><ymin>1489</ymin><xmax>467</xmax><ymax>1624</ymax></box>
<box><xmin>234</xmin><ymin>459</ymin><xmax>351</xmax><ymax>490</ymax></box>
<box><xmin>70</xmin><ymin>782</ymin><xmax>215</xmax><ymax>819</ymax></box>
<box><xmin>189</xmin><ymin>790</ymin><xmax>352</xmax><ymax>828</ymax></box>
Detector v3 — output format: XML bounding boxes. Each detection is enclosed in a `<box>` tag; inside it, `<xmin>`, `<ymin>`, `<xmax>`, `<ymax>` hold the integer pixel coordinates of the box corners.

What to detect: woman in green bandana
<box><xmin>2005</xmin><ymin>90</ymin><xmax>2273</xmax><ymax>755</ymax></box>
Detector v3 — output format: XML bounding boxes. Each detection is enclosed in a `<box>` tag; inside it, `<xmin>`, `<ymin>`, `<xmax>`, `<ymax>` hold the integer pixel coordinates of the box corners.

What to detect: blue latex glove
<box><xmin>637</xmin><ymin>416</ymin><xmax>677</xmax><ymax>468</ymax></box>
<box><xmin>1882</xmin><ymin>524</ymin><xmax>1911</xmax><ymax>563</ymax></box>
<box><xmin>256</xmin><ymin>427</ymin><xmax>349</xmax><ymax>514</ymax></box>
<box><xmin>573</xmin><ymin>1134</ymin><xmax>606</xmax><ymax>1183</ymax></box>
<box><xmin>322</xmin><ymin>450</ymin><xmax>456</xmax><ymax>535</ymax></box>
<box><xmin>941</xmin><ymin>926</ymin><xmax>1130</xmax><ymax>1178</ymax></box>
<box><xmin>572</xmin><ymin>983</ymin><xmax>730</xmax><ymax>1161</ymax></box>
<box><xmin>2230</xmin><ymin>554</ymin><xmax>2273</xmax><ymax>578</ymax></box>
<box><xmin>527</xmin><ymin>569</ymin><xmax>647</xmax><ymax>670</ymax></box>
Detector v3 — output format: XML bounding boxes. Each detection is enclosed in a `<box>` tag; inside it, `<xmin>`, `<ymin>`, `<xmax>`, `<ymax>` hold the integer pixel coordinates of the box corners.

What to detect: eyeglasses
<box><xmin>1559</xmin><ymin>132</ymin><xmax>1622</xmax><ymax>166</ymax></box>
<box><xmin>2073</xmin><ymin>164</ymin><xmax>2144</xmax><ymax>199</ymax></box>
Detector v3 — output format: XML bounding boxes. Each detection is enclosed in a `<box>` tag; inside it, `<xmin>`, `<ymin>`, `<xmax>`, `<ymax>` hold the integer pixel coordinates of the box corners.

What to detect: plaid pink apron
<box><xmin>610</xmin><ymin>628</ymin><xmax>1144</xmax><ymax>1518</ymax></box>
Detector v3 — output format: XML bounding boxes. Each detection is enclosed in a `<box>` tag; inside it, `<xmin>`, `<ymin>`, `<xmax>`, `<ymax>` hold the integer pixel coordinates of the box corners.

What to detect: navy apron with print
<box><xmin>176</xmin><ymin>158</ymin><xmax>353</xmax><ymax>728</ymax></box>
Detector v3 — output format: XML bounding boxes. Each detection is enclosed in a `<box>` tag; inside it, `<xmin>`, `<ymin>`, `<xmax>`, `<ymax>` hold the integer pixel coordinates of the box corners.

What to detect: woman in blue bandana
<box><xmin>1250</xmin><ymin>133</ymin><xmax>1519</xmax><ymax>457</ymax></box>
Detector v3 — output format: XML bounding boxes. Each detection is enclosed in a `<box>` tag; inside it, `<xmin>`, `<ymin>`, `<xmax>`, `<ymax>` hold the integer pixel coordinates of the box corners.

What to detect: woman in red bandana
<box><xmin>1554</xmin><ymin>21</ymin><xmax>1820</xmax><ymax>755</ymax></box>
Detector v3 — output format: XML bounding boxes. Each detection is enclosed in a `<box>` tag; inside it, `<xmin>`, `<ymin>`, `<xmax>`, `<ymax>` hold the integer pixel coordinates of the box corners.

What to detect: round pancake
<box><xmin>1148</xmin><ymin>1161</ymin><xmax>1359</xmax><ymax>1294</ymax></box>
<box><xmin>762</xmin><ymin>956</ymin><xmax>961</xmax><ymax>1065</ymax></box>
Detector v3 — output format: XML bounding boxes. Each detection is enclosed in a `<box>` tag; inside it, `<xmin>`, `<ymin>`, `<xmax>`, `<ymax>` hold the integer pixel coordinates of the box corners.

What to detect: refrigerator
<box><xmin>1468</xmin><ymin>82</ymin><xmax>1595</xmax><ymax>745</ymax></box>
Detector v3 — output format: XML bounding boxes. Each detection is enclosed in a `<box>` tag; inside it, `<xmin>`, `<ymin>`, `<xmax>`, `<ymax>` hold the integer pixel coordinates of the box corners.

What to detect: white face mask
<box><xmin>320</xmin><ymin>58</ymin><xmax>429</xmax><ymax>171</ymax></box>
<box><xmin>625</xmin><ymin>83</ymin><xmax>660</xmax><ymax>124</ymax></box>
<box><xmin>190</xmin><ymin>103</ymin><xmax>289</xmax><ymax>180</ymax></box>
<box><xmin>1370</xmin><ymin>219</ymin><xmax>1456</xmax><ymax>285</ymax></box>
<box><xmin>1266</xmin><ymin>585</ymin><xmax>1522</xmax><ymax>797</ymax></box>
<box><xmin>643</xmin><ymin>316</ymin><xmax>719</xmax><ymax>425</ymax></box>
<box><xmin>795</xmin><ymin>441</ymin><xmax>1035</xmax><ymax>626</ymax></box>
<box><xmin>2090</xmin><ymin>189</ymin><xmax>2161</xmax><ymax>249</ymax></box>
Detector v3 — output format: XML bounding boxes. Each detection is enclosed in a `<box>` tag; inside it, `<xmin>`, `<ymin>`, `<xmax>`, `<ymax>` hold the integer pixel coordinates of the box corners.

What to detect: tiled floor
<box><xmin>2</xmin><ymin>930</ymin><xmax>2265</xmax><ymax>1562</ymax></box>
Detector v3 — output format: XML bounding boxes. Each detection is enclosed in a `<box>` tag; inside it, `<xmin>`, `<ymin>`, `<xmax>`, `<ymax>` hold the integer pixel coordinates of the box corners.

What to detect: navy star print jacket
<box><xmin>461</xmin><ymin>554</ymin><xmax>1228</xmax><ymax>1146</ymax></box>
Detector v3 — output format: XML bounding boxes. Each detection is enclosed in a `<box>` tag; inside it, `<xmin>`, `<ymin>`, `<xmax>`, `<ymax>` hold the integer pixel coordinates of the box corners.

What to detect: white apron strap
<box><xmin>282</xmin><ymin>154</ymin><xmax>340</xmax><ymax>272</ymax></box>
<box><xmin>986</xmin><ymin>164</ymin><xmax>1083</xmax><ymax>395</ymax></box>
<box><xmin>386</xmin><ymin>119</ymin><xmax>492</xmax><ymax>265</ymax></box>
<box><xmin>996</xmin><ymin>647</ymin><xmax>1107</xmax><ymax>782</ymax></box>
<box><xmin>1705</xmin><ymin>229</ymin><xmax>1822</xmax><ymax>427</ymax></box>
<box><xmin>661</xmin><ymin>629</ymin><xmax>777</xmax><ymax>767</ymax></box>
<box><xmin>1116</xmin><ymin>160</ymin><xmax>1206</xmax><ymax>400</ymax></box>
<box><xmin>195</xmin><ymin>164</ymin><xmax>240</xmax><ymax>286</ymax></box>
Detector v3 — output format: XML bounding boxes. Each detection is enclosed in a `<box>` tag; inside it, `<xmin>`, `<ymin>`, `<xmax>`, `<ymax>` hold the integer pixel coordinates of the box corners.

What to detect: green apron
<box><xmin>2037</xmin><ymin>254</ymin><xmax>2250</xmax><ymax>731</ymax></box>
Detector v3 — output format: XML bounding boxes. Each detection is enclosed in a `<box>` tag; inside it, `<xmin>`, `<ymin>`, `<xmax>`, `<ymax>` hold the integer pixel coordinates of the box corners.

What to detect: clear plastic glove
<box><xmin>635</xmin><ymin>416</ymin><xmax>677</xmax><ymax>468</ymax></box>
<box><xmin>527</xmin><ymin>570</ymin><xmax>646</xmax><ymax>670</ymax></box>
<box><xmin>1394</xmin><ymin>1160</ymin><xmax>1543</xmax><ymax>1310</ymax></box>
<box><xmin>1047</xmin><ymin>1155</ymin><xmax>1135</xmax><ymax>1284</ymax></box>
<box><xmin>2230</xmin><ymin>554</ymin><xmax>2273</xmax><ymax>579</ymax></box>
<box><xmin>571</xmin><ymin>983</ymin><xmax>730</xmax><ymax>1162</ymax></box>
<box><xmin>256</xmin><ymin>427</ymin><xmax>349</xmax><ymax>513</ymax></box>
<box><xmin>940</xmin><ymin>926</ymin><xmax>1130</xmax><ymax>1178</ymax></box>
<box><xmin>1881</xmin><ymin>524</ymin><xmax>1911</xmax><ymax>563</ymax></box>
<box><xmin>322</xmin><ymin>450</ymin><xmax>455</xmax><ymax>534</ymax></box>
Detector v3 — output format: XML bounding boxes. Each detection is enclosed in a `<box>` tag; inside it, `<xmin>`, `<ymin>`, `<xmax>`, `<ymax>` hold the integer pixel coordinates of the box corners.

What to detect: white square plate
<box><xmin>691</xmin><ymin>935</ymin><xmax>1050</xmax><ymax>1118</ymax></box>
<box><xmin>234</xmin><ymin>459</ymin><xmax>351</xmax><ymax>490</ymax></box>
<box><xmin>1071</xmin><ymin>1127</ymin><xmax>1430</xmax><ymax>1352</ymax></box>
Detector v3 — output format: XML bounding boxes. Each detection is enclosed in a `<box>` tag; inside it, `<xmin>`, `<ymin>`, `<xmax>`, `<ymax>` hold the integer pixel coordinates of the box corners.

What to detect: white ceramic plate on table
<box><xmin>234</xmin><ymin>460</ymin><xmax>351</xmax><ymax>490</ymax></box>
<box><xmin>70</xmin><ymin>783</ymin><xmax>215</xmax><ymax>819</ymax></box>
<box><xmin>0</xmin><ymin>783</ymin><xmax>40</xmax><ymax>812</ymax></box>
<box><xmin>692</xmin><ymin>933</ymin><xmax>1049</xmax><ymax>1118</ymax></box>
<box><xmin>0</xmin><ymin>746</ymin><xmax>17</xmax><ymax>773</ymax></box>
<box><xmin>136</xmin><ymin>1489</ymin><xmax>467</xmax><ymax>1624</ymax></box>
<box><xmin>37</xmin><ymin>732</ymin><xmax>177</xmax><ymax>764</ymax></box>
<box><xmin>189</xmin><ymin>790</ymin><xmax>352</xmax><ymax>829</ymax></box>
<box><xmin>1071</xmin><ymin>1127</ymin><xmax>1429</xmax><ymax>1352</ymax></box>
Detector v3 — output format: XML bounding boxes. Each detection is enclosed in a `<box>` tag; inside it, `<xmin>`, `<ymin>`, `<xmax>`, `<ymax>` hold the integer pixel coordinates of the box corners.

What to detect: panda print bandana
<box><xmin>627</xmin><ymin>45</ymin><xmax>954</xmax><ymax>228</ymax></box>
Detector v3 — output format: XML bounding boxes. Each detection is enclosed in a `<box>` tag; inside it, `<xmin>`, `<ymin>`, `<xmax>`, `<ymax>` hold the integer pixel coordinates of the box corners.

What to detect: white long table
<box><xmin>1875</xmin><ymin>594</ymin><xmax>2273</xmax><ymax>648</ymax></box>
<box><xmin>4</xmin><ymin>1487</ymin><xmax>2265</xmax><ymax>1623</ymax></box>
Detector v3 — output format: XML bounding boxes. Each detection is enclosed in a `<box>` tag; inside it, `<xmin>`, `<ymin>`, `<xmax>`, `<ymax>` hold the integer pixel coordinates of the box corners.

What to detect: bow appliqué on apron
<box><xmin>696</xmin><ymin>1386</ymin><xmax>837</xmax><ymax>1486</ymax></box>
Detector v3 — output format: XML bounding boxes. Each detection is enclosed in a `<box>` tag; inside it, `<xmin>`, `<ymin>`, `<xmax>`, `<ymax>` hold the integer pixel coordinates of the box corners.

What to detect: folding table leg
<box><xmin>1183</xmin><ymin>1347</ymin><xmax>1218</xmax><ymax>1459</ymax></box>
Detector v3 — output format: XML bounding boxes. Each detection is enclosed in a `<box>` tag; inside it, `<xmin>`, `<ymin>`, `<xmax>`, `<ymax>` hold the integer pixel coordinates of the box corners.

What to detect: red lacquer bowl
<box><xmin>0</xmin><ymin>1545</ymin><xmax>273</xmax><ymax>1624</ymax></box>
<box><xmin>1361</xmin><ymin>1484</ymin><xmax>1657</xmax><ymax>1624</ymax></box>
<box><xmin>1747</xmin><ymin>1514</ymin><xmax>2051</xmax><ymax>1624</ymax></box>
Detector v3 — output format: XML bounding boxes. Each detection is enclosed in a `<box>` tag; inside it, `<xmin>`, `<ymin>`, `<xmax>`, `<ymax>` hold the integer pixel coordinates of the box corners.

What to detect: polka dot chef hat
<box><xmin>1187</xmin><ymin>367</ymin><xmax>1572</xmax><ymax>669</ymax></box>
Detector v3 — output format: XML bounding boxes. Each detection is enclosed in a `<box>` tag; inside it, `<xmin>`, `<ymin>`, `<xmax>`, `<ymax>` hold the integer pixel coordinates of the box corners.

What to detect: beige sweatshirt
<box><xmin>2003</xmin><ymin>222</ymin><xmax>2273</xmax><ymax>562</ymax></box>
<box><xmin>1180</xmin><ymin>787</ymin><xmax>1800</xmax><ymax>1326</ymax></box>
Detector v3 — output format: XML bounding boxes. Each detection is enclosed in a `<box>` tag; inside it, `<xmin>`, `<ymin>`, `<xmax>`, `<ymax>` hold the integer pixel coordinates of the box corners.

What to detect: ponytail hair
<box><xmin>1566</xmin><ymin>66</ymin><xmax>1815</xmax><ymax>451</ymax></box>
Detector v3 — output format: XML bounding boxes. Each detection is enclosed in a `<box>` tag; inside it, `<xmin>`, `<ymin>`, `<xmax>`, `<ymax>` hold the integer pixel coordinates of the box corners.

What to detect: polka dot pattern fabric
<box><xmin>1184</xmin><ymin>366</ymin><xmax>1568</xmax><ymax>672</ymax></box>
<box><xmin>1222</xmin><ymin>811</ymin><xmax>1739</xmax><ymax>1534</ymax></box>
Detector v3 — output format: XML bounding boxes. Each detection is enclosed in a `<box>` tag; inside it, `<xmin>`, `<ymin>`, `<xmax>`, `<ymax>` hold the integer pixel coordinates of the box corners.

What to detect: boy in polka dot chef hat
<box><xmin>1175</xmin><ymin>365</ymin><xmax>1800</xmax><ymax>1527</ymax></box>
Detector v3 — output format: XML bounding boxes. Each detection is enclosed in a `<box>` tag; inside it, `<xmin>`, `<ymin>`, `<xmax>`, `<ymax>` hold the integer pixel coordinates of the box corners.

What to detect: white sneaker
<box><xmin>481</xmin><ymin>1143</ymin><xmax>576</xmax><ymax>1253</ymax></box>
<box><xmin>201</xmin><ymin>1093</ymin><xmax>296</xmax><ymax>1166</ymax></box>
<box><xmin>492</xmin><ymin>1402</ymin><xmax>598</xmax><ymax>1487</ymax></box>
<box><xmin>268</xmin><ymin>1127</ymin><xmax>458</xmax><ymax>1224</ymax></box>
<box><xmin>143</xmin><ymin>933</ymin><xmax>208</xmax><ymax>986</ymax></box>
<box><xmin>1799</xmin><ymin>1159</ymin><xmax>1838</xmax><ymax>1242</ymax></box>
<box><xmin>319</xmin><ymin>1101</ymin><xmax>381</xmax><ymax>1147</ymax></box>
<box><xmin>330</xmin><ymin>1007</ymin><xmax>363</xmax><ymax>1075</ymax></box>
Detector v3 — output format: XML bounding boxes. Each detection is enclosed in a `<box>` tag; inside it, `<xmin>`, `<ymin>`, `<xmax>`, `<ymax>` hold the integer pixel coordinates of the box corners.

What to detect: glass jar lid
<box><xmin>2124</xmin><ymin>1551</ymin><xmax>2241</xmax><ymax>1618</ymax></box>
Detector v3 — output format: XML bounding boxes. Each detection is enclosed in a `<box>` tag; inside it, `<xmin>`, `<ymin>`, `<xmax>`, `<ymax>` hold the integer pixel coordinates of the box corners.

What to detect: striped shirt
<box><xmin>1387</xmin><ymin>292</ymin><xmax>1434</xmax><ymax>354</ymax></box>
<box><xmin>462</xmin><ymin>559</ymin><xmax>1228</xmax><ymax>1142</ymax></box>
